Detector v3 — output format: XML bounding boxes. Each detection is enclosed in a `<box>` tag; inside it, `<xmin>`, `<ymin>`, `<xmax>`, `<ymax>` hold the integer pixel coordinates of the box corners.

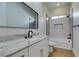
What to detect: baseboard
<box><xmin>73</xmin><ymin>48</ymin><xmax>79</xmax><ymax>57</ymax></box>
<box><xmin>54</xmin><ymin>45</ymin><xmax>72</xmax><ymax>50</ymax></box>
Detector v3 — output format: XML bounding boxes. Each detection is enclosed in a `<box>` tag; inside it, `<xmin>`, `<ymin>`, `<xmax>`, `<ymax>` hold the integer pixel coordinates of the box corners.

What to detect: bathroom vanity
<box><xmin>0</xmin><ymin>35</ymin><xmax>49</xmax><ymax>57</ymax></box>
<box><xmin>0</xmin><ymin>2</ymin><xmax>49</xmax><ymax>57</ymax></box>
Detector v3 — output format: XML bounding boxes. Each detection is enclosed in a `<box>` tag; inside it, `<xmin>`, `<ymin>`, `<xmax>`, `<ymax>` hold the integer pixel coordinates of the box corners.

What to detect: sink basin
<box><xmin>27</xmin><ymin>35</ymin><xmax>45</xmax><ymax>44</ymax></box>
<box><xmin>33</xmin><ymin>35</ymin><xmax>43</xmax><ymax>38</ymax></box>
<box><xmin>28</xmin><ymin>38</ymin><xmax>38</xmax><ymax>42</ymax></box>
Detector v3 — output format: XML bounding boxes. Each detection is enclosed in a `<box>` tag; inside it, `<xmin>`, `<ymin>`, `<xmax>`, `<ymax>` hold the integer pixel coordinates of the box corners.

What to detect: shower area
<box><xmin>46</xmin><ymin>14</ymin><xmax>72</xmax><ymax>50</ymax></box>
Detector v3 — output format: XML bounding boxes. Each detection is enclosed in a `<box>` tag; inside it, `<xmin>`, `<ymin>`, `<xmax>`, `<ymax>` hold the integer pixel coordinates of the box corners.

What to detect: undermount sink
<box><xmin>33</xmin><ymin>35</ymin><xmax>43</xmax><ymax>38</ymax></box>
<box><xmin>28</xmin><ymin>38</ymin><xmax>38</xmax><ymax>43</ymax></box>
<box><xmin>27</xmin><ymin>35</ymin><xmax>43</xmax><ymax>42</ymax></box>
<box><xmin>27</xmin><ymin>35</ymin><xmax>45</xmax><ymax>44</ymax></box>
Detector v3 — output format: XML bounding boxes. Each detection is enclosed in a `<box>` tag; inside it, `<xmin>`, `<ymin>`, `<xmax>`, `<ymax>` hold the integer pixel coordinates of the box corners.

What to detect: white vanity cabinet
<box><xmin>3</xmin><ymin>36</ymin><xmax>49</xmax><ymax>57</ymax></box>
<box><xmin>9</xmin><ymin>48</ymin><xmax>28</xmax><ymax>57</ymax></box>
<box><xmin>28</xmin><ymin>37</ymin><xmax>49</xmax><ymax>57</ymax></box>
<box><xmin>24</xmin><ymin>48</ymin><xmax>29</xmax><ymax>57</ymax></box>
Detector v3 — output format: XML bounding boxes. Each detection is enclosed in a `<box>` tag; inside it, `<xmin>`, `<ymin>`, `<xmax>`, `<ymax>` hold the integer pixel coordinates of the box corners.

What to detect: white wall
<box><xmin>49</xmin><ymin>5</ymin><xmax>71</xmax><ymax>17</ymax></box>
<box><xmin>26</xmin><ymin>2</ymin><xmax>48</xmax><ymax>35</ymax></box>
<box><xmin>0</xmin><ymin>2</ymin><xmax>48</xmax><ymax>37</ymax></box>
<box><xmin>50</xmin><ymin>17</ymin><xmax>70</xmax><ymax>39</ymax></box>
<box><xmin>71</xmin><ymin>2</ymin><xmax>79</xmax><ymax>56</ymax></box>
<box><xmin>49</xmin><ymin>5</ymin><xmax>71</xmax><ymax>39</ymax></box>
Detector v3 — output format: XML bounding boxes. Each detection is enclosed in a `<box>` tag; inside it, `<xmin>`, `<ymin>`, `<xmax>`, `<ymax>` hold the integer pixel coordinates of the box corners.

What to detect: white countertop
<box><xmin>0</xmin><ymin>35</ymin><xmax>47</xmax><ymax>57</ymax></box>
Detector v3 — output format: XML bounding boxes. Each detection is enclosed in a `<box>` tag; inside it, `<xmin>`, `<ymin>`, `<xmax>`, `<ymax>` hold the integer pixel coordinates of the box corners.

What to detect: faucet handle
<box><xmin>25</xmin><ymin>36</ymin><xmax>27</xmax><ymax>39</ymax></box>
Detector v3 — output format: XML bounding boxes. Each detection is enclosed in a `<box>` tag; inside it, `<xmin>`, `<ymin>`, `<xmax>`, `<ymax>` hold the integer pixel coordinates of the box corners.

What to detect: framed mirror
<box><xmin>0</xmin><ymin>2</ymin><xmax>38</xmax><ymax>29</ymax></box>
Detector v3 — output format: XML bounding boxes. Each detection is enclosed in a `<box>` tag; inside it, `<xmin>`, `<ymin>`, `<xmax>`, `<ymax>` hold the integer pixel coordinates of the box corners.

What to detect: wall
<box><xmin>71</xmin><ymin>2</ymin><xmax>79</xmax><ymax>56</ymax></box>
<box><xmin>49</xmin><ymin>5</ymin><xmax>71</xmax><ymax>17</ymax></box>
<box><xmin>50</xmin><ymin>17</ymin><xmax>70</xmax><ymax>39</ymax></box>
<box><xmin>49</xmin><ymin>5</ymin><xmax>71</xmax><ymax>39</ymax></box>
<box><xmin>26</xmin><ymin>2</ymin><xmax>48</xmax><ymax>35</ymax></box>
<box><xmin>0</xmin><ymin>2</ymin><xmax>48</xmax><ymax>37</ymax></box>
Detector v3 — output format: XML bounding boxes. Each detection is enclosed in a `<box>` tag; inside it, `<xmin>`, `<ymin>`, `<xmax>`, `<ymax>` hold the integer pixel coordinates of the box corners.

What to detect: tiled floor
<box><xmin>49</xmin><ymin>48</ymin><xmax>74</xmax><ymax>57</ymax></box>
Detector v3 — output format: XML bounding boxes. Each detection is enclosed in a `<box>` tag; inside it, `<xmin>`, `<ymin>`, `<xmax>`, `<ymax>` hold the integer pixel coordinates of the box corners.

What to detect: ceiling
<box><xmin>43</xmin><ymin>2</ymin><xmax>72</xmax><ymax>9</ymax></box>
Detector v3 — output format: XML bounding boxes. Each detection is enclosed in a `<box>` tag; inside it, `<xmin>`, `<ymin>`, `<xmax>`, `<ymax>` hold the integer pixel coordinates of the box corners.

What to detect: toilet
<box><xmin>49</xmin><ymin>41</ymin><xmax>55</xmax><ymax>52</ymax></box>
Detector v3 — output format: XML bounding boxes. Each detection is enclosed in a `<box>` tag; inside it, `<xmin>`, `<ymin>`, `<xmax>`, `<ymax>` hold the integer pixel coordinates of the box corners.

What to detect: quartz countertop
<box><xmin>0</xmin><ymin>35</ymin><xmax>48</xmax><ymax>57</ymax></box>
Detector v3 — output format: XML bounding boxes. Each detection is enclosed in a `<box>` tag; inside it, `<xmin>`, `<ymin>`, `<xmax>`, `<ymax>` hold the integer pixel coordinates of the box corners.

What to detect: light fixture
<box><xmin>46</xmin><ymin>17</ymin><xmax>48</xmax><ymax>20</ymax></box>
<box><xmin>51</xmin><ymin>15</ymin><xmax>67</xmax><ymax>20</ymax></box>
<box><xmin>51</xmin><ymin>16</ymin><xmax>58</xmax><ymax>19</ymax></box>
<box><xmin>57</xmin><ymin>3</ymin><xmax>60</xmax><ymax>6</ymax></box>
<box><xmin>59</xmin><ymin>15</ymin><xmax>66</xmax><ymax>18</ymax></box>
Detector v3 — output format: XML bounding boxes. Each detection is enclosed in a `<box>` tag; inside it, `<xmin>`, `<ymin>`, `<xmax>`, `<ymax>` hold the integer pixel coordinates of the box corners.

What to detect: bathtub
<box><xmin>49</xmin><ymin>37</ymin><xmax>72</xmax><ymax>50</ymax></box>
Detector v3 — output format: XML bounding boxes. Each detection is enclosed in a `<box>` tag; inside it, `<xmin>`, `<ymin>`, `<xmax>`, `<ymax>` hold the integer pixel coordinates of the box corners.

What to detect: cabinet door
<box><xmin>29</xmin><ymin>37</ymin><xmax>49</xmax><ymax>57</ymax></box>
<box><xmin>9</xmin><ymin>48</ymin><xmax>28</xmax><ymax>57</ymax></box>
<box><xmin>24</xmin><ymin>48</ymin><xmax>29</xmax><ymax>57</ymax></box>
<box><xmin>29</xmin><ymin>42</ymin><xmax>41</xmax><ymax>57</ymax></box>
<box><xmin>10</xmin><ymin>50</ymin><xmax>25</xmax><ymax>57</ymax></box>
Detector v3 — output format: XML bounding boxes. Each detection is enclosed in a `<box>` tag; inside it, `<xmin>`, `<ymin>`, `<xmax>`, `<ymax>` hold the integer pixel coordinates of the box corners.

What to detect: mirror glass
<box><xmin>0</xmin><ymin>2</ymin><xmax>38</xmax><ymax>29</ymax></box>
